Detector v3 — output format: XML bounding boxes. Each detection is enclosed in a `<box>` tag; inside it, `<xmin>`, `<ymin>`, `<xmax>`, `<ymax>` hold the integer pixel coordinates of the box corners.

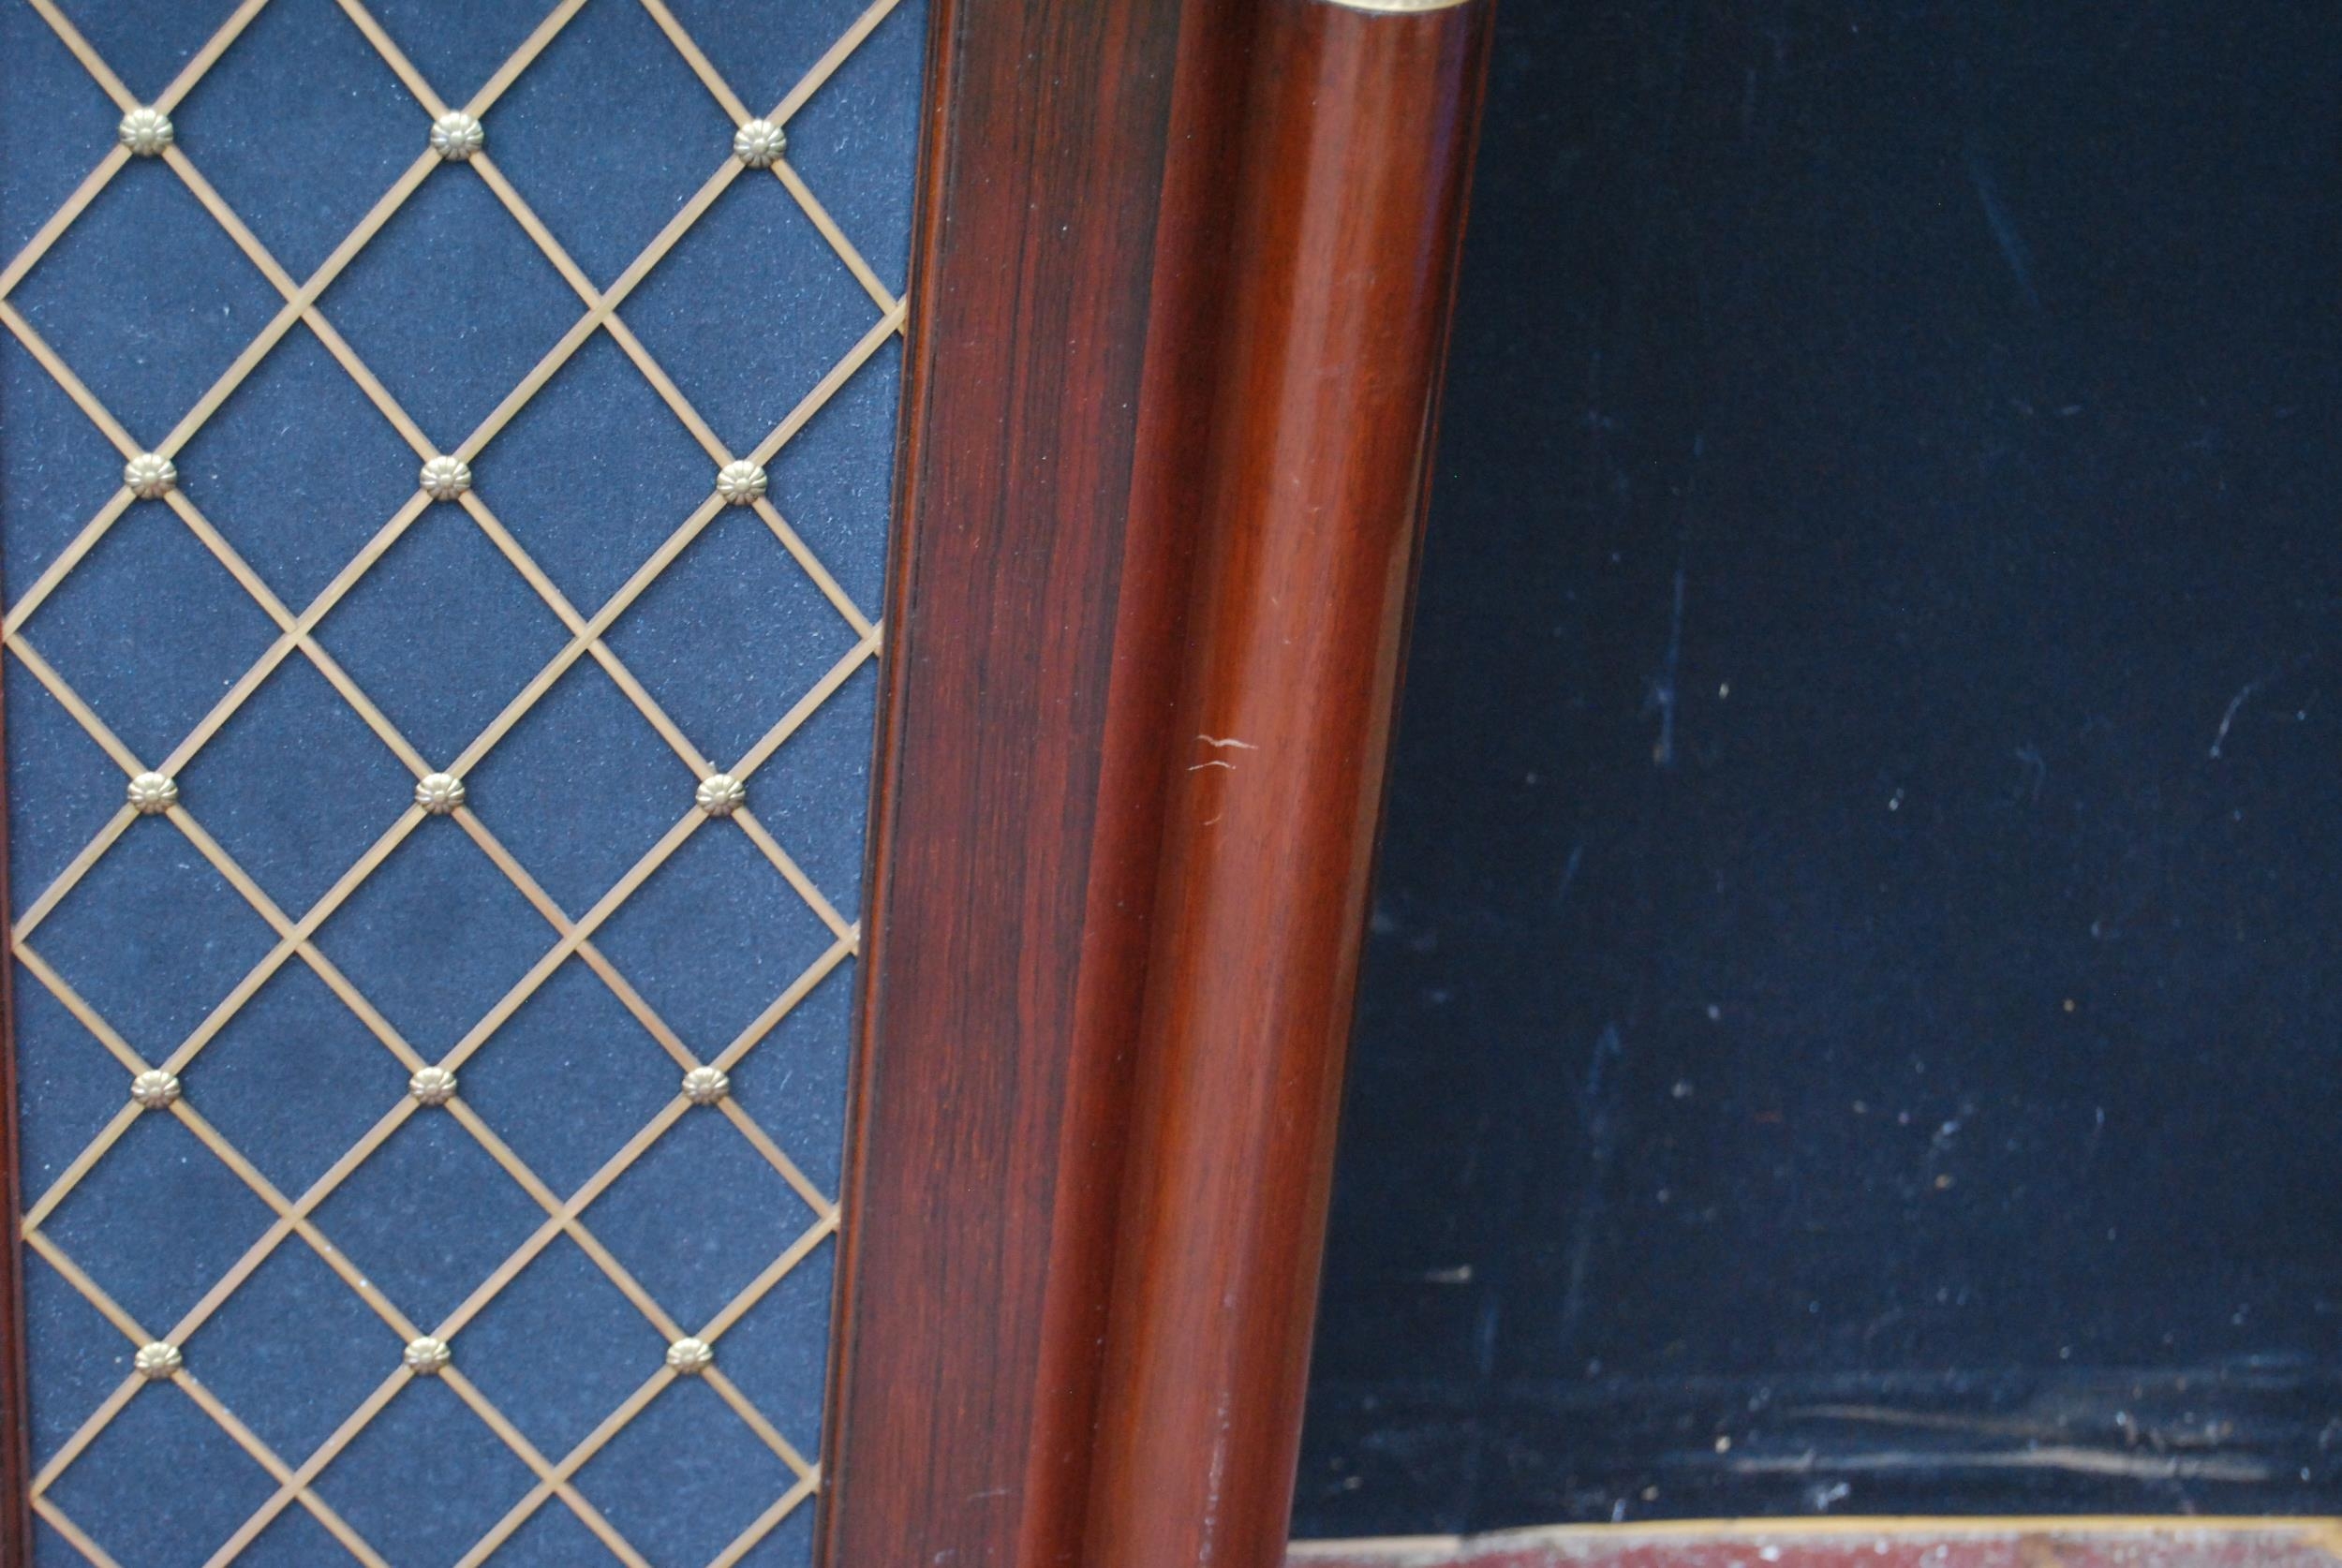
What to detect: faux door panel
<box><xmin>0</xmin><ymin>0</ymin><xmax>924</xmax><ymax>1561</ymax></box>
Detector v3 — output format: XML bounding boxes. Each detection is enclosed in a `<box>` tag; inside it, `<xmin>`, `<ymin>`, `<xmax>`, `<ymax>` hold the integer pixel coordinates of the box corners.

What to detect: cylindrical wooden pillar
<box><xmin>1084</xmin><ymin>2</ymin><xmax>1493</xmax><ymax>1563</ymax></box>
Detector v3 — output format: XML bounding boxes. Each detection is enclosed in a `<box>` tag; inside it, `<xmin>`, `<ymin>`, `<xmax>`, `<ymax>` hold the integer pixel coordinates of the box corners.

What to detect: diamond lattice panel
<box><xmin>0</xmin><ymin>0</ymin><xmax>925</xmax><ymax>1560</ymax></box>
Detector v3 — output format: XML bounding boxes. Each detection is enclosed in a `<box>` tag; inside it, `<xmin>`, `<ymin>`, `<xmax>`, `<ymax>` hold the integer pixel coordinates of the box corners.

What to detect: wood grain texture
<box><xmin>0</xmin><ymin>659</ymin><xmax>27</xmax><ymax>1568</ymax></box>
<box><xmin>1082</xmin><ymin>3</ymin><xmax>1493</xmax><ymax>1563</ymax></box>
<box><xmin>821</xmin><ymin>0</ymin><xmax>1490</xmax><ymax>1562</ymax></box>
<box><xmin>814</xmin><ymin>0</ymin><xmax>1189</xmax><ymax>1563</ymax></box>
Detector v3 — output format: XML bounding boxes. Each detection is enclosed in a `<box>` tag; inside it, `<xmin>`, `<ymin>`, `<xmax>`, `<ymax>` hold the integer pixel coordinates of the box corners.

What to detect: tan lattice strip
<box><xmin>708</xmin><ymin>932</ymin><xmax>855</xmax><ymax>1080</ymax></box>
<box><xmin>775</xmin><ymin>0</ymin><xmax>908</xmax><ymax>126</ymax></box>
<box><xmin>448</xmin><ymin>1209</ymin><xmax>839</xmax><ymax>1561</ymax></box>
<box><xmin>19</xmin><ymin>1103</ymin><xmax>140</xmax><ymax>1233</ymax></box>
<box><xmin>151</xmin><ymin>0</ymin><xmax>276</xmax><ymax>116</ymax></box>
<box><xmin>443</xmin><ymin>1099</ymin><xmax>688</xmax><ymax>1342</ymax></box>
<box><xmin>708</xmin><ymin>1472</ymin><xmax>821</xmax><ymax>1568</ymax></box>
<box><xmin>20</xmin><ymin>0</ymin><xmax>138</xmax><ymax>112</ymax></box>
<box><xmin>449</xmin><ymin>813</ymin><xmax>704</xmax><ymax>1072</ymax></box>
<box><xmin>733</xmin><ymin>630</ymin><xmax>880</xmax><ymax>778</ymax></box>
<box><xmin>461</xmin><ymin>155</ymin><xmax>734</xmax><ymax>467</ymax></box>
<box><xmin>704</xmin><ymin>1368</ymin><xmax>814</xmax><ymax>1475</ymax></box>
<box><xmin>327</xmin><ymin>0</ymin><xmax>443</xmax><ymax>119</ymax></box>
<box><xmin>716</xmin><ymin>1098</ymin><xmax>835</xmax><ymax>1220</ymax></box>
<box><xmin>32</xmin><ymin>1493</ymin><xmax>126</xmax><ymax>1568</ymax></box>
<box><xmin>170</xmin><ymin>1106</ymin><xmax>425</xmax><ymax>1339</ymax></box>
<box><xmin>7</xmin><ymin>808</ymin><xmax>132</xmax><ymax>944</ymax></box>
<box><xmin>430</xmin><ymin>1098</ymin><xmax>690</xmax><ymax>1347</ymax></box>
<box><xmin>771</xmin><ymin>159</ymin><xmax>899</xmax><ymax>316</ymax></box>
<box><xmin>0</xmin><ymin>147</ymin><xmax>127</xmax><ymax>301</ymax></box>
<box><xmin>163</xmin><ymin>811</ymin><xmax>434</xmax><ymax>1075</ymax></box>
<box><xmin>452</xmin><ymin>488</ymin><xmax>718</xmax><ymax>778</ymax></box>
<box><xmin>461</xmin><ymin>0</ymin><xmax>593</xmax><ymax>118</ymax></box>
<box><xmin>750</xmin><ymin>487</ymin><xmax>882</xmax><ymax>639</ymax></box>
<box><xmin>19</xmin><ymin>1230</ymin><xmax>144</xmax><ymax>1349</ymax></box>
<box><xmin>437</xmin><ymin>1368</ymin><xmax>655</xmax><ymax>1568</ymax></box>
<box><xmin>12</xmin><ymin>482</ymin><xmax>431</xmax><ymax>939</ymax></box>
<box><xmin>425</xmin><ymin>630</ymin><xmax>881</xmax><ymax>1089</ymax></box>
<box><xmin>452</xmin><ymin>1362</ymin><xmax>673</xmax><ymax>1567</ymax></box>
<box><xmin>755</xmin><ymin>301</ymin><xmax>906</xmax><ymax>473</ymax></box>
<box><xmin>161</xmin><ymin>1099</ymin><xmax>419</xmax><ymax>1349</ymax></box>
<box><xmin>0</xmin><ymin>302</ymin><xmax>139</xmax><ymax>457</ymax></box>
<box><xmin>633</xmin><ymin>0</ymin><xmax>752</xmax><ymax>126</ymax></box>
<box><xmin>197</xmin><ymin>1365</ymin><xmax>409</xmax><ymax>1568</ymax></box>
<box><xmin>26</xmin><ymin>1366</ymin><xmax>138</xmax><ymax>1498</ymax></box>
<box><xmin>10</xmin><ymin>948</ymin><xmax>147</xmax><ymax>1086</ymax></box>
<box><xmin>157</xmin><ymin>147</ymin><xmax>437</xmax><ymax>459</ymax></box>
<box><xmin>0</xmin><ymin>641</ymin><xmax>141</xmax><ymax>779</ymax></box>
<box><xmin>733</xmin><ymin>811</ymin><xmax>855</xmax><ymax>944</ymax></box>
<box><xmin>698</xmin><ymin>1213</ymin><xmax>840</xmax><ymax>1345</ymax></box>
<box><xmin>9</xmin><ymin>0</ymin><xmax>282</xmax><ymax>304</ymax></box>
<box><xmin>173</xmin><ymin>1377</ymin><xmax>393</xmax><ymax>1568</ymax></box>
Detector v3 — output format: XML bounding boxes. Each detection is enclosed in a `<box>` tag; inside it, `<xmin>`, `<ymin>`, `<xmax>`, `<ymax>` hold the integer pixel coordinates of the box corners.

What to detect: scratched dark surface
<box><xmin>1297</xmin><ymin>0</ymin><xmax>2342</xmax><ymax>1537</ymax></box>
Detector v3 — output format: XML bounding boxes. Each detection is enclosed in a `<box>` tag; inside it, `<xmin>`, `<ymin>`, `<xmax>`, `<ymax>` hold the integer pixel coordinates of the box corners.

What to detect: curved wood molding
<box><xmin>821</xmin><ymin>0</ymin><xmax>1490</xmax><ymax>1563</ymax></box>
<box><xmin>1082</xmin><ymin>3</ymin><xmax>1493</xmax><ymax>1562</ymax></box>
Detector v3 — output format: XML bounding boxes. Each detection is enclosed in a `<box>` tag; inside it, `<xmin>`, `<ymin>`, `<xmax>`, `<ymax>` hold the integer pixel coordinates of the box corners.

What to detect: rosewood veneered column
<box><xmin>1084</xmin><ymin>3</ymin><xmax>1493</xmax><ymax>1564</ymax></box>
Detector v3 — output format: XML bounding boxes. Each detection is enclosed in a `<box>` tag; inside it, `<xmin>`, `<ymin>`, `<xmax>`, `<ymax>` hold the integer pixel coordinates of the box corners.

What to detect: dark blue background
<box><xmin>1303</xmin><ymin>0</ymin><xmax>2342</xmax><ymax>1535</ymax></box>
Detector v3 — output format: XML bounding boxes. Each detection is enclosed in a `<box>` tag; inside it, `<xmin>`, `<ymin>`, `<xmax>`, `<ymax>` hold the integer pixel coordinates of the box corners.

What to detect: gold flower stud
<box><xmin>420</xmin><ymin>455</ymin><xmax>470</xmax><ymax>501</ymax></box>
<box><xmin>126</xmin><ymin>771</ymin><xmax>178</xmax><ymax>815</ymax></box>
<box><xmin>429</xmin><ymin>111</ymin><xmax>483</xmax><ymax>162</ymax></box>
<box><xmin>681</xmin><ymin>1065</ymin><xmax>730</xmax><ymax>1106</ymax></box>
<box><xmin>408</xmin><ymin>1066</ymin><xmax>457</xmax><ymax>1106</ymax></box>
<box><xmin>666</xmin><ymin>1337</ymin><xmax>714</xmax><ymax>1375</ymax></box>
<box><xmin>130</xmin><ymin>1069</ymin><xmax>181</xmax><ymax>1110</ymax></box>
<box><xmin>124</xmin><ymin>452</ymin><xmax>175</xmax><ymax>499</ymax></box>
<box><xmin>133</xmin><ymin>1341</ymin><xmax>182</xmax><ymax>1381</ymax></box>
<box><xmin>733</xmin><ymin>119</ymin><xmax>786</xmax><ymax>169</ymax></box>
<box><xmin>118</xmin><ymin>108</ymin><xmax>173</xmax><ymax>157</ymax></box>
<box><xmin>715</xmin><ymin>460</ymin><xmax>766</xmax><ymax>507</ymax></box>
<box><xmin>404</xmin><ymin>1336</ymin><xmax>452</xmax><ymax>1376</ymax></box>
<box><xmin>414</xmin><ymin>772</ymin><xmax>466</xmax><ymax>815</ymax></box>
<box><xmin>695</xmin><ymin>773</ymin><xmax>746</xmax><ymax>818</ymax></box>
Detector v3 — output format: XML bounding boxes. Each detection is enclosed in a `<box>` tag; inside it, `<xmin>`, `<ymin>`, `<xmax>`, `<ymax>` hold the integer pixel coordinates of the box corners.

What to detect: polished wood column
<box><xmin>1082</xmin><ymin>3</ymin><xmax>1493</xmax><ymax>1563</ymax></box>
<box><xmin>822</xmin><ymin>1</ymin><xmax>1489</xmax><ymax>1562</ymax></box>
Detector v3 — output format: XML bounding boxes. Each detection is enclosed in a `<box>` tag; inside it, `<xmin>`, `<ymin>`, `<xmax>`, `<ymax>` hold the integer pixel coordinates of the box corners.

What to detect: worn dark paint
<box><xmin>1304</xmin><ymin>0</ymin><xmax>2342</xmax><ymax>1536</ymax></box>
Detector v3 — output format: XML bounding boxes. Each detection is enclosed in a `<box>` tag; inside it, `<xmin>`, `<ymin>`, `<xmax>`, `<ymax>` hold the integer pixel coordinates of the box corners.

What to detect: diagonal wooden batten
<box><xmin>733</xmin><ymin>812</ymin><xmax>855</xmax><ymax>942</ymax></box>
<box><xmin>635</xmin><ymin>0</ymin><xmax>753</xmax><ymax>126</ymax></box>
<box><xmin>32</xmin><ymin>1492</ymin><xmax>126</xmax><ymax>1568</ymax></box>
<box><xmin>718</xmin><ymin>1101</ymin><xmax>835</xmax><ymax>1220</ymax></box>
<box><xmin>704</xmin><ymin>1368</ymin><xmax>814</xmax><ymax>1473</ymax></box>
<box><xmin>437</xmin><ymin>1367</ymin><xmax>657</xmax><ymax>1568</ymax></box>
<box><xmin>708</xmin><ymin>1472</ymin><xmax>821</xmax><ymax>1568</ymax></box>
<box><xmin>463</xmin><ymin>0</ymin><xmax>592</xmax><ymax>116</ymax></box>
<box><xmin>775</xmin><ymin>0</ymin><xmax>907</xmax><ymax>126</ymax></box>
<box><xmin>19</xmin><ymin>0</ymin><xmax>137</xmax><ymax>112</ymax></box>
<box><xmin>452</xmin><ymin>1366</ymin><xmax>674</xmax><ymax>1567</ymax></box>
<box><xmin>773</xmin><ymin>159</ymin><xmax>900</xmax><ymax>315</ymax></box>
<box><xmin>173</xmin><ymin>1376</ymin><xmax>395</xmax><ymax>1568</ymax></box>
<box><xmin>699</xmin><ymin>1214</ymin><xmax>841</xmax><ymax>1344</ymax></box>
<box><xmin>0</xmin><ymin>149</ymin><xmax>128</xmax><ymax>303</ymax></box>
<box><xmin>197</xmin><ymin>1368</ymin><xmax>411</xmax><ymax>1568</ymax></box>
<box><xmin>151</xmin><ymin>0</ymin><xmax>274</xmax><ymax>115</ymax></box>
<box><xmin>330</xmin><ymin>0</ymin><xmax>443</xmax><ymax>117</ymax></box>
<box><xmin>0</xmin><ymin>304</ymin><xmax>138</xmax><ymax>459</ymax></box>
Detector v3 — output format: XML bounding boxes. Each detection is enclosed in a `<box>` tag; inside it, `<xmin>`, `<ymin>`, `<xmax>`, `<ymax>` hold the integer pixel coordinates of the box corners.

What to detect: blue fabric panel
<box><xmin>2</xmin><ymin>0</ymin><xmax>923</xmax><ymax>1561</ymax></box>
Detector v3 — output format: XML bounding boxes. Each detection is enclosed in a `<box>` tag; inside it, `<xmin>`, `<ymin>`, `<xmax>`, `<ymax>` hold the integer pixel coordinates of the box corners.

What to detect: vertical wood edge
<box><xmin>819</xmin><ymin>0</ymin><xmax>1492</xmax><ymax>1561</ymax></box>
<box><xmin>1083</xmin><ymin>2</ymin><xmax>1496</xmax><ymax>1563</ymax></box>
<box><xmin>0</xmin><ymin>638</ymin><xmax>29</xmax><ymax>1568</ymax></box>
